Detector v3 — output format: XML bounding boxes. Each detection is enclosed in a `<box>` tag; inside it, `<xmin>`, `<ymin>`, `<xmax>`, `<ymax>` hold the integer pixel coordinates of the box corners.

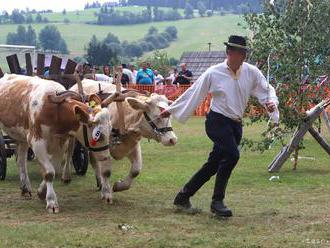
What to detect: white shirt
<box><xmin>123</xmin><ymin>68</ymin><xmax>134</xmax><ymax>83</ymax></box>
<box><xmin>155</xmin><ymin>74</ymin><xmax>164</xmax><ymax>84</ymax></box>
<box><xmin>95</xmin><ymin>74</ymin><xmax>113</xmax><ymax>83</ymax></box>
<box><xmin>167</xmin><ymin>60</ymin><xmax>279</xmax><ymax>123</ymax></box>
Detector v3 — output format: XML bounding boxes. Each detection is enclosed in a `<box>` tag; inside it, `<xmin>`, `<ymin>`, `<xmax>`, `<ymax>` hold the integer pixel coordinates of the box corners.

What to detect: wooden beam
<box><xmin>64</xmin><ymin>59</ymin><xmax>77</xmax><ymax>75</ymax></box>
<box><xmin>114</xmin><ymin>66</ymin><xmax>125</xmax><ymax>134</ymax></box>
<box><xmin>268</xmin><ymin>101</ymin><xmax>328</xmax><ymax>172</ymax></box>
<box><xmin>308</xmin><ymin>127</ymin><xmax>330</xmax><ymax>155</ymax></box>
<box><xmin>0</xmin><ymin>67</ymin><xmax>3</xmax><ymax>78</ymax></box>
<box><xmin>37</xmin><ymin>54</ymin><xmax>45</xmax><ymax>76</ymax></box>
<box><xmin>6</xmin><ymin>54</ymin><xmax>21</xmax><ymax>74</ymax></box>
<box><xmin>25</xmin><ymin>53</ymin><xmax>33</xmax><ymax>76</ymax></box>
<box><xmin>322</xmin><ymin>110</ymin><xmax>330</xmax><ymax>135</ymax></box>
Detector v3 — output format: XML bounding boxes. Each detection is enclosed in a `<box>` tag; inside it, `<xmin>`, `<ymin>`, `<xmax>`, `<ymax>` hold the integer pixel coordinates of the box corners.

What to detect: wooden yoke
<box><xmin>114</xmin><ymin>66</ymin><xmax>125</xmax><ymax>134</ymax></box>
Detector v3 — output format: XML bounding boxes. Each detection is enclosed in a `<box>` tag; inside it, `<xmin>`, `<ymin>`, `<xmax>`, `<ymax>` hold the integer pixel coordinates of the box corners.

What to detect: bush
<box><xmin>39</xmin><ymin>25</ymin><xmax>68</xmax><ymax>53</ymax></box>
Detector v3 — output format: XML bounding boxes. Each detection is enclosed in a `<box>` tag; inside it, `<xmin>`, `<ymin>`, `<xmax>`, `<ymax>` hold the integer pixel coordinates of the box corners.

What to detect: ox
<box><xmin>0</xmin><ymin>74</ymin><xmax>117</xmax><ymax>213</ymax></box>
<box><xmin>67</xmin><ymin>80</ymin><xmax>177</xmax><ymax>193</ymax></box>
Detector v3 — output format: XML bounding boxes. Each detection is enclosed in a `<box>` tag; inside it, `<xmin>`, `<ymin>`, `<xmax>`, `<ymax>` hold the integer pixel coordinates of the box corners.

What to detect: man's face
<box><xmin>181</xmin><ymin>64</ymin><xmax>186</xmax><ymax>71</ymax></box>
<box><xmin>227</xmin><ymin>49</ymin><xmax>247</xmax><ymax>67</ymax></box>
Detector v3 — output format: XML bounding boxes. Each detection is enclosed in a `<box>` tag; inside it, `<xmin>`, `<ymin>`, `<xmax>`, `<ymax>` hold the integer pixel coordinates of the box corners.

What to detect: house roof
<box><xmin>179</xmin><ymin>51</ymin><xmax>226</xmax><ymax>82</ymax></box>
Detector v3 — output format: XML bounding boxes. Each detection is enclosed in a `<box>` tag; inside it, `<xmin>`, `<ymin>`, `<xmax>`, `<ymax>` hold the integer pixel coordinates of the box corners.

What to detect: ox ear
<box><xmin>74</xmin><ymin>105</ymin><xmax>90</xmax><ymax>124</ymax></box>
<box><xmin>126</xmin><ymin>97</ymin><xmax>149</xmax><ymax>111</ymax></box>
<box><xmin>88</xmin><ymin>94</ymin><xmax>102</xmax><ymax>105</ymax></box>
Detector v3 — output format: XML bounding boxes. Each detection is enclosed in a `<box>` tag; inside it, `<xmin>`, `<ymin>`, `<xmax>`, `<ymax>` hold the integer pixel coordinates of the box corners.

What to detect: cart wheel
<box><xmin>27</xmin><ymin>148</ymin><xmax>35</xmax><ymax>161</ymax></box>
<box><xmin>0</xmin><ymin>132</ymin><xmax>7</xmax><ymax>180</ymax></box>
<box><xmin>72</xmin><ymin>141</ymin><xmax>89</xmax><ymax>176</ymax></box>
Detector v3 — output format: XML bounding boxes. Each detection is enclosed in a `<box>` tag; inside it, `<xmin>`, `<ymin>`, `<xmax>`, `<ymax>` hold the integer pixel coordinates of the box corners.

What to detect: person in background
<box><xmin>122</xmin><ymin>64</ymin><xmax>133</xmax><ymax>84</ymax></box>
<box><xmin>129</xmin><ymin>64</ymin><xmax>138</xmax><ymax>84</ymax></box>
<box><xmin>154</xmin><ymin>70</ymin><xmax>164</xmax><ymax>85</ymax></box>
<box><xmin>174</xmin><ymin>63</ymin><xmax>193</xmax><ymax>85</ymax></box>
<box><xmin>136</xmin><ymin>62</ymin><xmax>155</xmax><ymax>85</ymax></box>
<box><xmin>103</xmin><ymin>65</ymin><xmax>111</xmax><ymax>77</ymax></box>
<box><xmin>166</xmin><ymin>68</ymin><xmax>178</xmax><ymax>84</ymax></box>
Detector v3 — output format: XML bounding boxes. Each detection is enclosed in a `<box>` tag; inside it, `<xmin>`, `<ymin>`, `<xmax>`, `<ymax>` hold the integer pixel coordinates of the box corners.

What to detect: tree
<box><xmin>10</xmin><ymin>9</ymin><xmax>25</xmax><ymax>24</ymax></box>
<box><xmin>26</xmin><ymin>13</ymin><xmax>33</xmax><ymax>23</ymax></box>
<box><xmin>148</xmin><ymin>26</ymin><xmax>158</xmax><ymax>35</ymax></box>
<box><xmin>84</xmin><ymin>35</ymin><xmax>118</xmax><ymax>65</ymax></box>
<box><xmin>197</xmin><ymin>1</ymin><xmax>207</xmax><ymax>17</ymax></box>
<box><xmin>243</xmin><ymin>0</ymin><xmax>330</xmax><ymax>151</ymax></box>
<box><xmin>124</xmin><ymin>42</ymin><xmax>143</xmax><ymax>58</ymax></box>
<box><xmin>62</xmin><ymin>9</ymin><xmax>67</xmax><ymax>15</ymax></box>
<box><xmin>6</xmin><ymin>25</ymin><xmax>37</xmax><ymax>46</ymax></box>
<box><xmin>35</xmin><ymin>13</ymin><xmax>42</xmax><ymax>23</ymax></box>
<box><xmin>39</xmin><ymin>25</ymin><xmax>69</xmax><ymax>54</ymax></box>
<box><xmin>184</xmin><ymin>2</ymin><xmax>194</xmax><ymax>19</ymax></box>
<box><xmin>103</xmin><ymin>32</ymin><xmax>120</xmax><ymax>44</ymax></box>
<box><xmin>165</xmin><ymin>26</ymin><xmax>178</xmax><ymax>40</ymax></box>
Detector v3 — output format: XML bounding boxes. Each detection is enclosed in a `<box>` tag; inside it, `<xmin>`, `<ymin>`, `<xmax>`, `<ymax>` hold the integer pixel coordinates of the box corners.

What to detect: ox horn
<box><xmin>48</xmin><ymin>91</ymin><xmax>83</xmax><ymax>104</ymax></box>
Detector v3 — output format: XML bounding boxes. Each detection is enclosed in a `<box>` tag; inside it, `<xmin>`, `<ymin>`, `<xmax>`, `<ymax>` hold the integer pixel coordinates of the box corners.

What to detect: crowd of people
<box><xmin>77</xmin><ymin>62</ymin><xmax>194</xmax><ymax>86</ymax></box>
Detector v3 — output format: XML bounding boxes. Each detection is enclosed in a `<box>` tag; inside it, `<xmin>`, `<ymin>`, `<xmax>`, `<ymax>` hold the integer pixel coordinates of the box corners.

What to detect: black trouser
<box><xmin>180</xmin><ymin>110</ymin><xmax>242</xmax><ymax>201</ymax></box>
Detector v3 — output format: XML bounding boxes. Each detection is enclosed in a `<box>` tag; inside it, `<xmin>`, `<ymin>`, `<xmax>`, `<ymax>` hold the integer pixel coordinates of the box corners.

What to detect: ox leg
<box><xmin>113</xmin><ymin>143</ymin><xmax>142</xmax><ymax>192</ymax></box>
<box><xmin>61</xmin><ymin>137</ymin><xmax>75</xmax><ymax>184</ymax></box>
<box><xmin>32</xmin><ymin>139</ymin><xmax>59</xmax><ymax>213</ymax></box>
<box><xmin>16</xmin><ymin>142</ymin><xmax>32</xmax><ymax>197</ymax></box>
<box><xmin>90</xmin><ymin>152</ymin><xmax>113</xmax><ymax>204</ymax></box>
<box><xmin>90</xmin><ymin>152</ymin><xmax>101</xmax><ymax>190</ymax></box>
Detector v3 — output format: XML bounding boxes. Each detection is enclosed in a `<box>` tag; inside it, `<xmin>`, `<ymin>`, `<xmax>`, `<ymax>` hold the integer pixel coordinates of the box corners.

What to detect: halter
<box><xmin>143</xmin><ymin>112</ymin><xmax>173</xmax><ymax>136</ymax></box>
<box><xmin>82</xmin><ymin>125</ymin><xmax>109</xmax><ymax>152</ymax></box>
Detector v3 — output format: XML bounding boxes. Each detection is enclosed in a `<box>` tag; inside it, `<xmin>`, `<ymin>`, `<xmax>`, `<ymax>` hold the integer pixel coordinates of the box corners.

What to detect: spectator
<box><xmin>174</xmin><ymin>63</ymin><xmax>193</xmax><ymax>85</ymax></box>
<box><xmin>166</xmin><ymin>68</ymin><xmax>178</xmax><ymax>84</ymax></box>
<box><xmin>122</xmin><ymin>64</ymin><xmax>133</xmax><ymax>84</ymax></box>
<box><xmin>103</xmin><ymin>65</ymin><xmax>111</xmax><ymax>77</ymax></box>
<box><xmin>95</xmin><ymin>65</ymin><xmax>112</xmax><ymax>82</ymax></box>
<box><xmin>154</xmin><ymin>70</ymin><xmax>164</xmax><ymax>85</ymax></box>
<box><xmin>129</xmin><ymin>64</ymin><xmax>138</xmax><ymax>84</ymax></box>
<box><xmin>136</xmin><ymin>62</ymin><xmax>155</xmax><ymax>85</ymax></box>
<box><xmin>117</xmin><ymin>65</ymin><xmax>130</xmax><ymax>86</ymax></box>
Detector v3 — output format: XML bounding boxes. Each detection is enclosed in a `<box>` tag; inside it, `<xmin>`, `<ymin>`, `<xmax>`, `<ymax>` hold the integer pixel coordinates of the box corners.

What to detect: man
<box><xmin>161</xmin><ymin>35</ymin><xmax>279</xmax><ymax>217</ymax></box>
<box><xmin>129</xmin><ymin>64</ymin><xmax>138</xmax><ymax>84</ymax></box>
<box><xmin>122</xmin><ymin>64</ymin><xmax>134</xmax><ymax>84</ymax></box>
<box><xmin>136</xmin><ymin>62</ymin><xmax>155</xmax><ymax>85</ymax></box>
<box><xmin>174</xmin><ymin>63</ymin><xmax>193</xmax><ymax>85</ymax></box>
<box><xmin>154</xmin><ymin>70</ymin><xmax>164</xmax><ymax>85</ymax></box>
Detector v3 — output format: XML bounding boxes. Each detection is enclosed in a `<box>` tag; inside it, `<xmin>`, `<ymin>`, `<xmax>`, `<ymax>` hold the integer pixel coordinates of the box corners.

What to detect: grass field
<box><xmin>0</xmin><ymin>13</ymin><xmax>246</xmax><ymax>62</ymax></box>
<box><xmin>0</xmin><ymin>118</ymin><xmax>329</xmax><ymax>247</ymax></box>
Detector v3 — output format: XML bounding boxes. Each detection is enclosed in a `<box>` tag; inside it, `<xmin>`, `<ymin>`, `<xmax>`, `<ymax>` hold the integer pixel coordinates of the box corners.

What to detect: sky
<box><xmin>0</xmin><ymin>0</ymin><xmax>117</xmax><ymax>13</ymax></box>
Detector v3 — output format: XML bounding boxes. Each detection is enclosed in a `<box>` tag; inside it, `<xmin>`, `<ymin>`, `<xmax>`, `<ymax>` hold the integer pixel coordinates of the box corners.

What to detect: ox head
<box><xmin>126</xmin><ymin>93</ymin><xmax>177</xmax><ymax>146</ymax></box>
<box><xmin>48</xmin><ymin>92</ymin><xmax>118</xmax><ymax>161</ymax></box>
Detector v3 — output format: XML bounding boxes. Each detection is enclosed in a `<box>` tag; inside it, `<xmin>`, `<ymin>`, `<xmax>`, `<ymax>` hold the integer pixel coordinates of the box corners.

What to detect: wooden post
<box><xmin>268</xmin><ymin>99</ymin><xmax>330</xmax><ymax>172</ymax></box>
<box><xmin>0</xmin><ymin>67</ymin><xmax>3</xmax><ymax>78</ymax></box>
<box><xmin>322</xmin><ymin>110</ymin><xmax>330</xmax><ymax>135</ymax></box>
<box><xmin>308</xmin><ymin>127</ymin><xmax>330</xmax><ymax>155</ymax></box>
<box><xmin>25</xmin><ymin>53</ymin><xmax>33</xmax><ymax>76</ymax></box>
<box><xmin>62</xmin><ymin>59</ymin><xmax>78</xmax><ymax>89</ymax></box>
<box><xmin>114</xmin><ymin>66</ymin><xmax>125</xmax><ymax>134</ymax></box>
<box><xmin>37</xmin><ymin>54</ymin><xmax>45</xmax><ymax>76</ymax></box>
<box><xmin>49</xmin><ymin>55</ymin><xmax>62</xmax><ymax>82</ymax></box>
<box><xmin>6</xmin><ymin>54</ymin><xmax>21</xmax><ymax>74</ymax></box>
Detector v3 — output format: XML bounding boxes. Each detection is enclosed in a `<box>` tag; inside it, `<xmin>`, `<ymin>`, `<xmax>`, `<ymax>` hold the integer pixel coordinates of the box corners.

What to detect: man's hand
<box><xmin>265</xmin><ymin>101</ymin><xmax>276</xmax><ymax>113</ymax></box>
<box><xmin>160</xmin><ymin>110</ymin><xmax>171</xmax><ymax>118</ymax></box>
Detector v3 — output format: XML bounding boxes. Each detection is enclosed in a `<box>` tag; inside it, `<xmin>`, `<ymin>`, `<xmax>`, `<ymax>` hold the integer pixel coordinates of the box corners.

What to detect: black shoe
<box><xmin>173</xmin><ymin>192</ymin><xmax>192</xmax><ymax>209</ymax></box>
<box><xmin>210</xmin><ymin>200</ymin><xmax>233</xmax><ymax>217</ymax></box>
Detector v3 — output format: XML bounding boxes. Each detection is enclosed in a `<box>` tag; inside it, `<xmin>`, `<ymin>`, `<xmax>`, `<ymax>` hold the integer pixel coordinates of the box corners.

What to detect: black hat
<box><xmin>224</xmin><ymin>35</ymin><xmax>248</xmax><ymax>51</ymax></box>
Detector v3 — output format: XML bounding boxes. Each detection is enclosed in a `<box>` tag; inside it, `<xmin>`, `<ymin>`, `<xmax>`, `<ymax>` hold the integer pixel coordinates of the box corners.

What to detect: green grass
<box><xmin>0</xmin><ymin>13</ymin><xmax>245</xmax><ymax>66</ymax></box>
<box><xmin>0</xmin><ymin>118</ymin><xmax>329</xmax><ymax>247</ymax></box>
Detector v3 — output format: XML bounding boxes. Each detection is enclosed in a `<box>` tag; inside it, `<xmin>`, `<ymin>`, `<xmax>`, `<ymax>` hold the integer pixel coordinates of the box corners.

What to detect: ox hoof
<box><xmin>37</xmin><ymin>187</ymin><xmax>47</xmax><ymax>200</ymax></box>
<box><xmin>113</xmin><ymin>180</ymin><xmax>129</xmax><ymax>192</ymax></box>
<box><xmin>61</xmin><ymin>178</ymin><xmax>71</xmax><ymax>184</ymax></box>
<box><xmin>21</xmin><ymin>188</ymin><xmax>32</xmax><ymax>198</ymax></box>
<box><xmin>46</xmin><ymin>201</ymin><xmax>59</xmax><ymax>214</ymax></box>
<box><xmin>101</xmin><ymin>193</ymin><xmax>113</xmax><ymax>205</ymax></box>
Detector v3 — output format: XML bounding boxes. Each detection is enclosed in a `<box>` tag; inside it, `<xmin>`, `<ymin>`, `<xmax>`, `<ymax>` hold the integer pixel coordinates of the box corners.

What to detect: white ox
<box><xmin>67</xmin><ymin>80</ymin><xmax>177</xmax><ymax>192</ymax></box>
<box><xmin>0</xmin><ymin>74</ymin><xmax>117</xmax><ymax>213</ymax></box>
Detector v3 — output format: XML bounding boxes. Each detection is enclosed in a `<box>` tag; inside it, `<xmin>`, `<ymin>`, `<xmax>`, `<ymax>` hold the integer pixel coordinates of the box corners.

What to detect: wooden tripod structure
<box><xmin>268</xmin><ymin>98</ymin><xmax>330</xmax><ymax>172</ymax></box>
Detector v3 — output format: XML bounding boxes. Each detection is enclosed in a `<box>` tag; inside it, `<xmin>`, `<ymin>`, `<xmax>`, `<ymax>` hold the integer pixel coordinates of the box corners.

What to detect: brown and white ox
<box><xmin>0</xmin><ymin>74</ymin><xmax>117</xmax><ymax>213</ymax></box>
<box><xmin>67</xmin><ymin>80</ymin><xmax>177</xmax><ymax>192</ymax></box>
